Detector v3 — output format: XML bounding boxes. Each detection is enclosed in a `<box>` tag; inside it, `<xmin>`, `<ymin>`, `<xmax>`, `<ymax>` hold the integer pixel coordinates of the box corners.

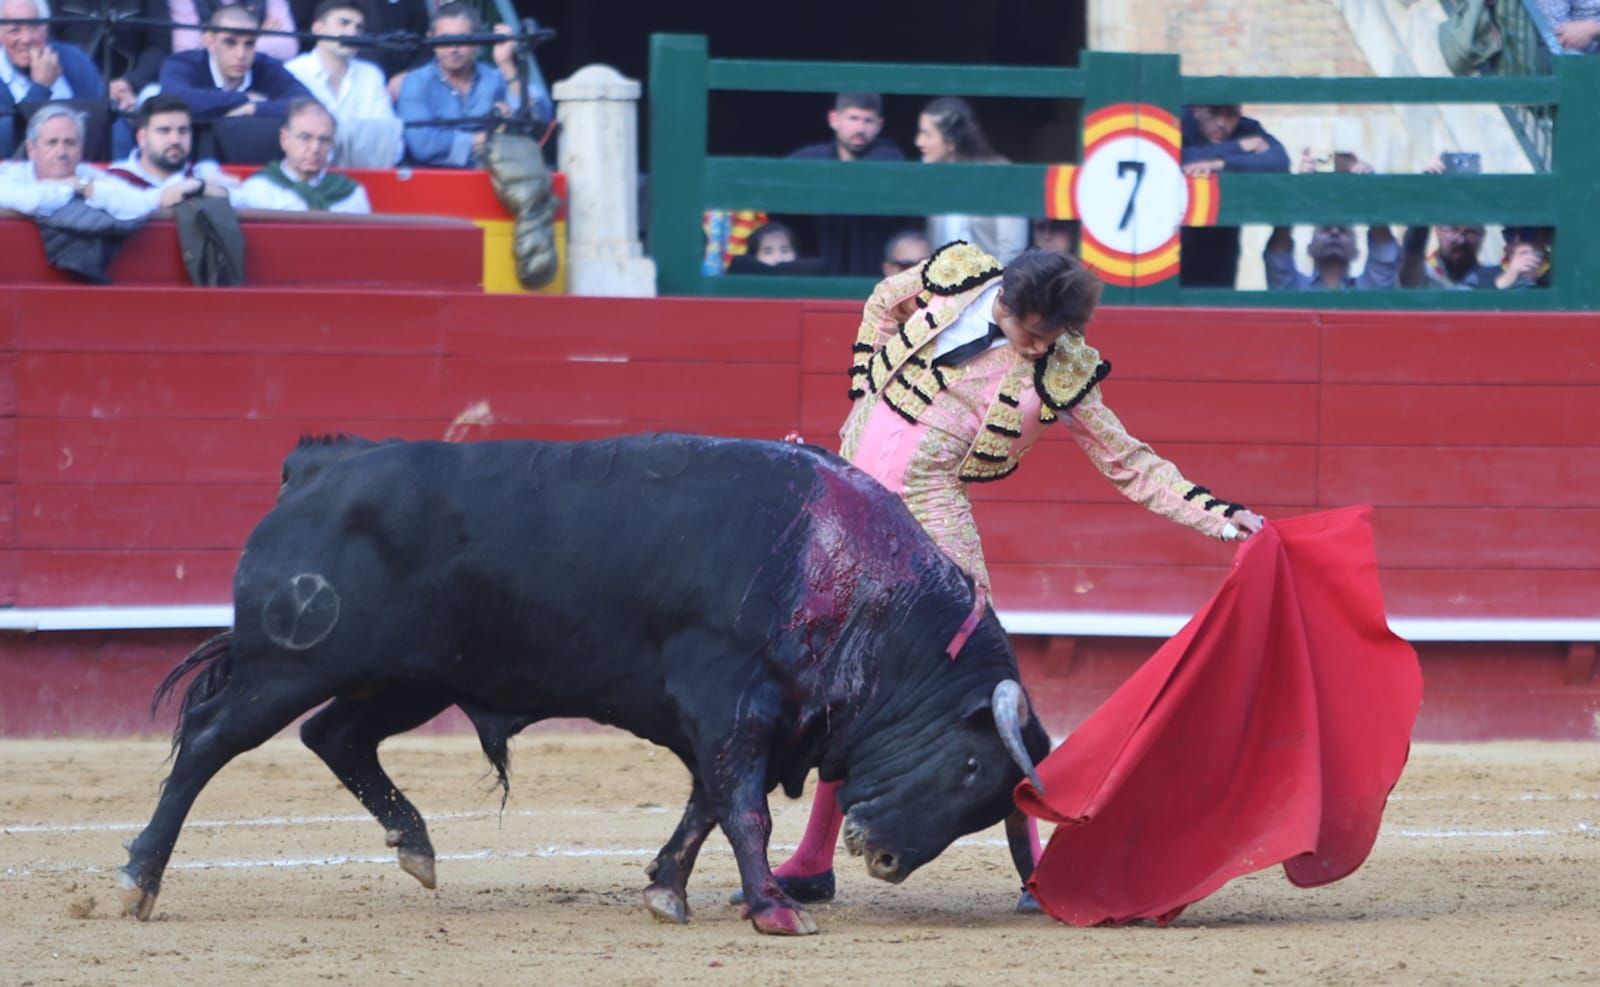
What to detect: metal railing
<box><xmin>647</xmin><ymin>35</ymin><xmax>1600</xmax><ymax>309</ymax></box>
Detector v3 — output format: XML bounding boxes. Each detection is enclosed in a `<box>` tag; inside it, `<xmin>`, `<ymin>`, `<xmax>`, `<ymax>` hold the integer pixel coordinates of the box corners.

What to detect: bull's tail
<box><xmin>152</xmin><ymin>631</ymin><xmax>236</xmax><ymax>761</ymax></box>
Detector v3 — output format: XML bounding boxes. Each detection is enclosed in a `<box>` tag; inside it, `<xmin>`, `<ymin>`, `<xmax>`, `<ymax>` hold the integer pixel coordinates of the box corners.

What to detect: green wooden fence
<box><xmin>647</xmin><ymin>34</ymin><xmax>1600</xmax><ymax>309</ymax></box>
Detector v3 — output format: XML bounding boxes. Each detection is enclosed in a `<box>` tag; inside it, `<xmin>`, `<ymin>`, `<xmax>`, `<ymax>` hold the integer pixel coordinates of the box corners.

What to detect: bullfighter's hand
<box><xmin>1225</xmin><ymin>510</ymin><xmax>1267</xmax><ymax>540</ymax></box>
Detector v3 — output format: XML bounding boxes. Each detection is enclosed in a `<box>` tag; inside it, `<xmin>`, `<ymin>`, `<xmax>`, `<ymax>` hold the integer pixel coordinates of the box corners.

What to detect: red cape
<box><xmin>1015</xmin><ymin>506</ymin><xmax>1421</xmax><ymax>927</ymax></box>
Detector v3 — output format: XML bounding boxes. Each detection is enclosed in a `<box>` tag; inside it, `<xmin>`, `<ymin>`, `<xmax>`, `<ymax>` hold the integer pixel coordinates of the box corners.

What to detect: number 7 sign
<box><xmin>1044</xmin><ymin>103</ymin><xmax>1219</xmax><ymax>287</ymax></box>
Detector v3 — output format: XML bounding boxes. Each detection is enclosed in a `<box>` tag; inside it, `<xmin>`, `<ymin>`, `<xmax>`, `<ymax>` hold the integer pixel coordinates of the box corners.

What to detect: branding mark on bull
<box><xmin>261</xmin><ymin>573</ymin><xmax>341</xmax><ymax>650</ymax></box>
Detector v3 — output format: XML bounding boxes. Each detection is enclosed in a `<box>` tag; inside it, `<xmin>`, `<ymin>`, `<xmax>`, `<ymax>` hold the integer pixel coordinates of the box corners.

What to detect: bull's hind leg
<box><xmin>642</xmin><ymin>779</ymin><xmax>717</xmax><ymax>924</ymax></box>
<box><xmin>121</xmin><ymin>667</ymin><xmax>335</xmax><ymax>920</ymax></box>
<box><xmin>300</xmin><ymin>689</ymin><xmax>452</xmax><ymax>889</ymax></box>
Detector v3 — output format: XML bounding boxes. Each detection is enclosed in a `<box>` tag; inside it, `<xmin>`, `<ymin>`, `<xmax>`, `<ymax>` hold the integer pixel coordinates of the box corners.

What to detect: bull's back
<box><xmin>232</xmin><ymin>435</ymin><xmax>930</xmax><ymax>686</ymax></box>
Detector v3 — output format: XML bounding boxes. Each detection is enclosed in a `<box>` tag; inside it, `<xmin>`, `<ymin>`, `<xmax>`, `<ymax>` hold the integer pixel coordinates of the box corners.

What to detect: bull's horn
<box><xmin>992</xmin><ymin>680</ymin><xmax>1044</xmax><ymax>794</ymax></box>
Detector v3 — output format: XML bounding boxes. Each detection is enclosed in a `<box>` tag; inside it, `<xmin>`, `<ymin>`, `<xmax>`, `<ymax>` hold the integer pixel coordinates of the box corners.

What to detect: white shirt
<box><xmin>932</xmin><ymin>281</ymin><xmax>1005</xmax><ymax>360</ymax></box>
<box><xmin>0</xmin><ymin>160</ymin><xmax>154</xmax><ymax>222</ymax></box>
<box><xmin>111</xmin><ymin>151</ymin><xmax>235</xmax><ymax>209</ymax></box>
<box><xmin>0</xmin><ymin>47</ymin><xmax>73</xmax><ymax>103</ymax></box>
<box><xmin>285</xmin><ymin>52</ymin><xmax>397</xmax><ymax>123</ymax></box>
<box><xmin>234</xmin><ymin>169</ymin><xmax>372</xmax><ymax>214</ymax></box>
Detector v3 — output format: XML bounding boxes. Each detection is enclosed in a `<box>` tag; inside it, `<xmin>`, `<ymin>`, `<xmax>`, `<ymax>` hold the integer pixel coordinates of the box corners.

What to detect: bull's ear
<box><xmin>958</xmin><ymin>684</ymin><xmax>995</xmax><ymax>725</ymax></box>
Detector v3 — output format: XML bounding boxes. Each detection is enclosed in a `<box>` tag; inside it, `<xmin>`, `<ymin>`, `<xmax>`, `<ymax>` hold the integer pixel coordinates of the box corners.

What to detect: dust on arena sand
<box><xmin>1</xmin><ymin>732</ymin><xmax>1595</xmax><ymax>986</ymax></box>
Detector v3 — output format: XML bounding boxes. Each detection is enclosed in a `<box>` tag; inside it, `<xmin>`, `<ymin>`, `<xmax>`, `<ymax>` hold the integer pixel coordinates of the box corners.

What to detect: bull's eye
<box><xmin>965</xmin><ymin>756</ymin><xmax>980</xmax><ymax>775</ymax></box>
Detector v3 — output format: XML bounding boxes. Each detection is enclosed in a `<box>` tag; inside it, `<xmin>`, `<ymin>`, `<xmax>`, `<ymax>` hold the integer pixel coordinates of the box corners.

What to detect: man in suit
<box><xmin>0</xmin><ymin>0</ymin><xmax>107</xmax><ymax>158</ymax></box>
<box><xmin>157</xmin><ymin>3</ymin><xmax>312</xmax><ymax>162</ymax></box>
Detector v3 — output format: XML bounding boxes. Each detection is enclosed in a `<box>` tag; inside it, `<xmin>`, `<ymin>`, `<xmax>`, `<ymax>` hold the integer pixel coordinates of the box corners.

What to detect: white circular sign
<box><xmin>1073</xmin><ymin>134</ymin><xmax>1188</xmax><ymax>258</ymax></box>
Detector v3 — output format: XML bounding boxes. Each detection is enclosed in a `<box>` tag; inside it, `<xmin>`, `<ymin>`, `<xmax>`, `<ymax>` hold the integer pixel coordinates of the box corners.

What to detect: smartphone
<box><xmin>1441</xmin><ymin>152</ymin><xmax>1482</xmax><ymax>174</ymax></box>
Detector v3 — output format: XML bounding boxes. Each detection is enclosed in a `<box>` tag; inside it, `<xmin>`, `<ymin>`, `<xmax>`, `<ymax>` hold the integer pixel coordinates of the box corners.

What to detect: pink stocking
<box><xmin>773</xmin><ymin>779</ymin><xmax>843</xmax><ymax>878</ymax></box>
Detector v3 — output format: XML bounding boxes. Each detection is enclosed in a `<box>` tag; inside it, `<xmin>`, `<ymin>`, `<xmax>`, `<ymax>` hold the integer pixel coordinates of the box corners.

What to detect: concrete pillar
<box><xmin>552</xmin><ymin>65</ymin><xmax>657</xmax><ymax>297</ymax></box>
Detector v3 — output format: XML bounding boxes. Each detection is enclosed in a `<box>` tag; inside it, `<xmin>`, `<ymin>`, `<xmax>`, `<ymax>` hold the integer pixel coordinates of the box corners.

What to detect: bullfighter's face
<box><xmin>992</xmin><ymin>289</ymin><xmax>1070</xmax><ymax>361</ymax></box>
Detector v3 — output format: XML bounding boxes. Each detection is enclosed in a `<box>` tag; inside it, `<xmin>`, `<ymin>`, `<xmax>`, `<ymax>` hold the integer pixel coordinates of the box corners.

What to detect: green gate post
<box><xmin>1079</xmin><ymin>51</ymin><xmax>1183</xmax><ymax>306</ymax></box>
<box><xmin>1553</xmin><ymin>54</ymin><xmax>1600</xmax><ymax>311</ymax></box>
<box><xmin>648</xmin><ymin>34</ymin><xmax>709</xmax><ymax>296</ymax></box>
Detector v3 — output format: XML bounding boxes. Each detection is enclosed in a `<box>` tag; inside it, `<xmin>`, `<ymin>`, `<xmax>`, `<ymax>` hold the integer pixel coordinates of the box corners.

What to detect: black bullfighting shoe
<box><xmin>727</xmin><ymin>869</ymin><xmax>837</xmax><ymax>905</ymax></box>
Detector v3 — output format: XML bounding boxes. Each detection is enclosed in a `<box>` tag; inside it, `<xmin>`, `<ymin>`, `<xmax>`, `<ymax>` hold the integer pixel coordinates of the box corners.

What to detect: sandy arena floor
<box><xmin>1</xmin><ymin>732</ymin><xmax>1596</xmax><ymax>986</ymax></box>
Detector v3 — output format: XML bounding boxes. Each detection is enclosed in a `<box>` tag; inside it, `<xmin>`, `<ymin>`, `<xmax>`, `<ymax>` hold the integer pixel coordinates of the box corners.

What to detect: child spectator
<box><xmin>881</xmin><ymin>229</ymin><xmax>932</xmax><ymax>277</ymax></box>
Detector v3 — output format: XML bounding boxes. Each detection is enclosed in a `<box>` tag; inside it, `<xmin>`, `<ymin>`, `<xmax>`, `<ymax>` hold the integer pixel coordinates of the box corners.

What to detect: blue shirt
<box><xmin>397</xmin><ymin>62</ymin><xmax>544</xmax><ymax>167</ymax></box>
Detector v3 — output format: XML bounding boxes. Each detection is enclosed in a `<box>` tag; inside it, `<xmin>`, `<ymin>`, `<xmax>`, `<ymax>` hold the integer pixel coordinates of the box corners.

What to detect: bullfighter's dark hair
<box><xmin>999</xmin><ymin>249</ymin><xmax>1103</xmax><ymax>339</ymax></box>
<box><xmin>833</xmin><ymin>92</ymin><xmax>883</xmax><ymax>114</ymax></box>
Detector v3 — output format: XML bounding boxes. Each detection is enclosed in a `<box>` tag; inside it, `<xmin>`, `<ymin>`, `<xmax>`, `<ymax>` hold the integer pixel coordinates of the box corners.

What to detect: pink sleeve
<box><xmin>170</xmin><ymin>0</ymin><xmax>200</xmax><ymax>52</ymax></box>
<box><xmin>1063</xmin><ymin>388</ymin><xmax>1243</xmax><ymax>539</ymax></box>
<box><xmin>257</xmin><ymin>0</ymin><xmax>300</xmax><ymax>62</ymax></box>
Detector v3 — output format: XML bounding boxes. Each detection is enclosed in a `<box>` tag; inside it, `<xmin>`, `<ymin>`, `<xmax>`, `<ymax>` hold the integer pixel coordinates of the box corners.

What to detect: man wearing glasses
<box><xmin>880</xmin><ymin>229</ymin><xmax>932</xmax><ymax>278</ymax></box>
<box><xmin>234</xmin><ymin>98</ymin><xmax>369</xmax><ymax>212</ymax></box>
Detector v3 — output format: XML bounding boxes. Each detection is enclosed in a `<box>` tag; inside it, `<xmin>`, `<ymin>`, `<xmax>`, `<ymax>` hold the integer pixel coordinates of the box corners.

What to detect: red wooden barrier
<box><xmin>1</xmin><ymin>291</ymin><xmax>1597</xmax><ymax>737</ymax></box>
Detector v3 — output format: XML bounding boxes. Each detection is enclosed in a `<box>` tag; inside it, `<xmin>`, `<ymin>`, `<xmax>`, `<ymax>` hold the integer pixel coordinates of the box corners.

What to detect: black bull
<box><xmin>119</xmin><ymin>434</ymin><xmax>1051</xmax><ymax>935</ymax></box>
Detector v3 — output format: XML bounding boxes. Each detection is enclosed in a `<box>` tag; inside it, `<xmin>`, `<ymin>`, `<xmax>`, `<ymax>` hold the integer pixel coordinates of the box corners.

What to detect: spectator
<box><xmin>52</xmin><ymin>0</ymin><xmax>170</xmax><ymax>112</ymax></box>
<box><xmin>171</xmin><ymin>0</ymin><xmax>299</xmax><ymax>62</ymax></box>
<box><xmin>1400</xmin><ymin>224</ymin><xmax>1498</xmax><ymax>289</ymax></box>
<box><xmin>881</xmin><ymin>228</ymin><xmax>932</xmax><ymax>277</ymax></box>
<box><xmin>1178</xmin><ymin>104</ymin><xmax>1290</xmax><ymax>288</ymax></box>
<box><xmin>0</xmin><ymin>103</ymin><xmax>149</xmax><ymax>219</ymax></box>
<box><xmin>1539</xmin><ymin>1</ymin><xmax>1600</xmax><ymax>53</ymax></box>
<box><xmin>786</xmin><ymin>92</ymin><xmax>909</xmax><ymax>277</ymax></box>
<box><xmin>234</xmin><ymin>97</ymin><xmax>370</xmax><ymax>212</ymax></box>
<box><xmin>0</xmin><ymin>0</ymin><xmax>108</xmax><ymax>159</ymax></box>
<box><xmin>292</xmin><ymin>0</ymin><xmax>430</xmax><ymax>79</ymax></box>
<box><xmin>396</xmin><ymin>2</ymin><xmax>545</xmax><ymax>167</ymax></box>
<box><xmin>726</xmin><ymin>220</ymin><xmax>824</xmax><ymax>275</ymax></box>
<box><xmin>746</xmin><ymin>221</ymin><xmax>796</xmax><ymax>265</ymax></box>
<box><xmin>915</xmin><ymin>96</ymin><xmax>1029</xmax><ymax>263</ymax></box>
<box><xmin>158</xmin><ymin>4</ymin><xmax>313</xmax><ymax>163</ymax></box>
<box><xmin>1264</xmin><ymin>225</ymin><xmax>1399</xmax><ymax>291</ymax></box>
<box><xmin>1496</xmin><ymin>226</ymin><xmax>1552</xmax><ymax>289</ymax></box>
<box><xmin>1030</xmin><ymin>218</ymin><xmax>1078</xmax><ymax>257</ymax></box>
<box><xmin>1399</xmin><ymin>155</ymin><xmax>1501</xmax><ymax>290</ymax></box>
<box><xmin>286</xmin><ymin>0</ymin><xmax>402</xmax><ymax>167</ymax></box>
<box><xmin>105</xmin><ymin>93</ymin><xmax>235</xmax><ymax>207</ymax></box>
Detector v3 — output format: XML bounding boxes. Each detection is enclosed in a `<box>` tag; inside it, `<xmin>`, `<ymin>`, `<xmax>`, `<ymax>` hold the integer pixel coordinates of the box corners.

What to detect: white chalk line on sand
<box><xmin>6</xmin><ymin>792</ymin><xmax>1596</xmax><ymax>839</ymax></box>
<box><xmin>2</xmin><ymin>824</ymin><xmax>1595</xmax><ymax>883</ymax></box>
<box><xmin>1</xmin><ymin>806</ymin><xmax>670</xmax><ymax>836</ymax></box>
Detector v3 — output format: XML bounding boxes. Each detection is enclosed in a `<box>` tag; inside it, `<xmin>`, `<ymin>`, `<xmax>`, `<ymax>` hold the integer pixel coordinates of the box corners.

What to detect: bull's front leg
<box><xmin>642</xmin><ymin>778</ymin><xmax>716</xmax><ymax>924</ymax></box>
<box><xmin>715</xmin><ymin>772</ymin><xmax>818</xmax><ymax>936</ymax></box>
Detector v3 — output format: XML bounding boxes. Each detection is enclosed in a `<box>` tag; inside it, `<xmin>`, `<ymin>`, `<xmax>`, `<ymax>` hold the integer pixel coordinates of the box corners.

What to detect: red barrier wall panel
<box><xmin>444</xmin><ymin>295</ymin><xmax>803</xmax><ymax>363</ymax></box>
<box><xmin>1322</xmin><ymin>383</ymin><xmax>1600</xmax><ymax>446</ymax></box>
<box><xmin>21</xmin><ymin>287</ymin><xmax>452</xmax><ymax>355</ymax></box>
<box><xmin>19</xmin><ymin>353</ymin><xmax>446</xmax><ymax>420</ymax></box>
<box><xmin>3</xmin><ymin>289</ymin><xmax>1598</xmax><ymax>738</ymax></box>
<box><xmin>15</xmin><ymin>484</ymin><xmax>274</xmax><ymax>550</ymax></box>
<box><xmin>1319</xmin><ymin>312</ymin><xmax>1600</xmax><ymax>384</ymax></box>
<box><xmin>1319</xmin><ymin>446</ymin><xmax>1600</xmax><ymax>508</ymax></box>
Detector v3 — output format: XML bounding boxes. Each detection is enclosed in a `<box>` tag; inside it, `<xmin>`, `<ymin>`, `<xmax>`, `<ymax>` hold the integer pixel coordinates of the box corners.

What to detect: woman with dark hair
<box><xmin>737</xmin><ymin>242</ymin><xmax>1265</xmax><ymax>915</ymax></box>
<box><xmin>915</xmin><ymin>96</ymin><xmax>1030</xmax><ymax>262</ymax></box>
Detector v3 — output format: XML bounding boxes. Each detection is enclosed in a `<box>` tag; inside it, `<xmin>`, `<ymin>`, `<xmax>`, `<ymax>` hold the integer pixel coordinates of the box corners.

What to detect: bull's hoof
<box><xmin>642</xmin><ymin>884</ymin><xmax>689</xmax><ymax>925</ymax></box>
<box><xmin>397</xmin><ymin>848</ymin><xmax>437</xmax><ymax>890</ymax></box>
<box><xmin>746</xmin><ymin>902</ymin><xmax>819</xmax><ymax>936</ymax></box>
<box><xmin>116</xmin><ymin>871</ymin><xmax>156</xmax><ymax>921</ymax></box>
<box><xmin>727</xmin><ymin>869</ymin><xmax>835</xmax><ymax>906</ymax></box>
<box><xmin>1016</xmin><ymin>888</ymin><xmax>1043</xmax><ymax>914</ymax></box>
